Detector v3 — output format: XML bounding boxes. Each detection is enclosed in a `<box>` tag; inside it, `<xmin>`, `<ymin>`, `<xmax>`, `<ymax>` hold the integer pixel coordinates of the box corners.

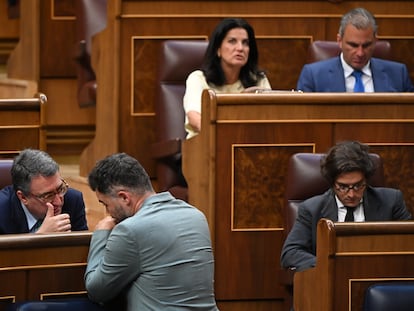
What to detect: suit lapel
<box><xmin>328</xmin><ymin>58</ymin><xmax>347</xmax><ymax>91</ymax></box>
<box><xmin>362</xmin><ymin>188</ymin><xmax>381</xmax><ymax>221</ymax></box>
<box><xmin>371</xmin><ymin>58</ymin><xmax>393</xmax><ymax>91</ymax></box>
<box><xmin>10</xmin><ymin>192</ymin><xmax>30</xmax><ymax>232</ymax></box>
<box><xmin>320</xmin><ymin>189</ymin><xmax>339</xmax><ymax>221</ymax></box>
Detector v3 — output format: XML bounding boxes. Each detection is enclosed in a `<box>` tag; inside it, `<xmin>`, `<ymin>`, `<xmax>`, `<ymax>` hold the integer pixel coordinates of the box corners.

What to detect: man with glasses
<box><xmin>281</xmin><ymin>141</ymin><xmax>412</xmax><ymax>272</ymax></box>
<box><xmin>0</xmin><ymin>149</ymin><xmax>88</xmax><ymax>234</ymax></box>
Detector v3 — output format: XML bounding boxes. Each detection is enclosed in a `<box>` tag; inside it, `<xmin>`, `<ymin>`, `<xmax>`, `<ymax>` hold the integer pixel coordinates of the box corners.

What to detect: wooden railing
<box><xmin>0</xmin><ymin>92</ymin><xmax>47</xmax><ymax>157</ymax></box>
<box><xmin>0</xmin><ymin>231</ymin><xmax>91</xmax><ymax>311</ymax></box>
<box><xmin>294</xmin><ymin>219</ymin><xmax>414</xmax><ymax>311</ymax></box>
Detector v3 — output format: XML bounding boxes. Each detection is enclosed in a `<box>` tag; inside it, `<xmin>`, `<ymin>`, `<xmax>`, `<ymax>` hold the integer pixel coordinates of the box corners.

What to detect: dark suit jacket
<box><xmin>280</xmin><ymin>186</ymin><xmax>412</xmax><ymax>271</ymax></box>
<box><xmin>0</xmin><ymin>185</ymin><xmax>88</xmax><ymax>234</ymax></box>
<box><xmin>297</xmin><ymin>56</ymin><xmax>414</xmax><ymax>92</ymax></box>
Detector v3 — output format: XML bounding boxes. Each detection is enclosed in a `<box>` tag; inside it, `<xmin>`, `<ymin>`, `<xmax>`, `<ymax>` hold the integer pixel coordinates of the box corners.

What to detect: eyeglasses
<box><xmin>335</xmin><ymin>181</ymin><xmax>366</xmax><ymax>194</ymax></box>
<box><xmin>30</xmin><ymin>179</ymin><xmax>69</xmax><ymax>203</ymax></box>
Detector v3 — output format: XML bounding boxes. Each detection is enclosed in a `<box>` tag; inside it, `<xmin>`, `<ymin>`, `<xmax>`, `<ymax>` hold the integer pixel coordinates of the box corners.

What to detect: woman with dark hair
<box><xmin>183</xmin><ymin>18</ymin><xmax>271</xmax><ymax>138</ymax></box>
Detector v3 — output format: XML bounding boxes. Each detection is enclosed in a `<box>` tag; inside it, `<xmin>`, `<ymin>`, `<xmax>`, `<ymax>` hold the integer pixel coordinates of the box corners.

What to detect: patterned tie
<box><xmin>352</xmin><ymin>70</ymin><xmax>365</xmax><ymax>92</ymax></box>
<box><xmin>30</xmin><ymin>219</ymin><xmax>43</xmax><ymax>233</ymax></box>
<box><xmin>344</xmin><ymin>207</ymin><xmax>355</xmax><ymax>222</ymax></box>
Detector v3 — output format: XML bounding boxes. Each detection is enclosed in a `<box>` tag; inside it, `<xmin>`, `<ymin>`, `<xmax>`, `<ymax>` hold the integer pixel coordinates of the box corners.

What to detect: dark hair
<box><xmin>11</xmin><ymin>149</ymin><xmax>59</xmax><ymax>194</ymax></box>
<box><xmin>339</xmin><ymin>8</ymin><xmax>377</xmax><ymax>37</ymax></box>
<box><xmin>88</xmin><ymin>153</ymin><xmax>153</xmax><ymax>196</ymax></box>
<box><xmin>202</xmin><ymin>18</ymin><xmax>266</xmax><ymax>87</ymax></box>
<box><xmin>321</xmin><ymin>141</ymin><xmax>376</xmax><ymax>185</ymax></box>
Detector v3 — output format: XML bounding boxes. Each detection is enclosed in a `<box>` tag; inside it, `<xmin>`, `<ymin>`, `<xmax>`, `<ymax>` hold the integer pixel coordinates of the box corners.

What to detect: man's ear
<box><xmin>16</xmin><ymin>190</ymin><xmax>29</xmax><ymax>204</ymax></box>
<box><xmin>117</xmin><ymin>190</ymin><xmax>130</xmax><ymax>203</ymax></box>
<box><xmin>336</xmin><ymin>34</ymin><xmax>342</xmax><ymax>47</ymax></box>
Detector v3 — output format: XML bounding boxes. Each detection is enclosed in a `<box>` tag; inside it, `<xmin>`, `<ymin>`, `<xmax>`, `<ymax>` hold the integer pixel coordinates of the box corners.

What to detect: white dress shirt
<box><xmin>336</xmin><ymin>195</ymin><xmax>365</xmax><ymax>222</ymax></box>
<box><xmin>340</xmin><ymin>53</ymin><xmax>374</xmax><ymax>92</ymax></box>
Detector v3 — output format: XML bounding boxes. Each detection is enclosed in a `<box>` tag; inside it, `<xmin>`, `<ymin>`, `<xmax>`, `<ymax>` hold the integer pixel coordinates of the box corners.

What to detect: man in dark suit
<box><xmin>297</xmin><ymin>8</ymin><xmax>414</xmax><ymax>92</ymax></box>
<box><xmin>0</xmin><ymin>149</ymin><xmax>88</xmax><ymax>234</ymax></box>
<box><xmin>280</xmin><ymin>141</ymin><xmax>412</xmax><ymax>272</ymax></box>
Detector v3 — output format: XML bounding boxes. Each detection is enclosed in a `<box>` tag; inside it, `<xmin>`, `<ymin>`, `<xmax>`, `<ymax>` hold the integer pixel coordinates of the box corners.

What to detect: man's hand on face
<box><xmin>36</xmin><ymin>203</ymin><xmax>71</xmax><ymax>233</ymax></box>
<box><xmin>95</xmin><ymin>216</ymin><xmax>116</xmax><ymax>231</ymax></box>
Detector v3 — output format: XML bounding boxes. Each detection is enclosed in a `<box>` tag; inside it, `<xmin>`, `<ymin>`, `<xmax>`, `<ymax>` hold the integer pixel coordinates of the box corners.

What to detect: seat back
<box><xmin>307</xmin><ymin>40</ymin><xmax>392</xmax><ymax>63</ymax></box>
<box><xmin>0</xmin><ymin>159</ymin><xmax>13</xmax><ymax>189</ymax></box>
<box><xmin>363</xmin><ymin>282</ymin><xmax>414</xmax><ymax>311</ymax></box>
<box><xmin>153</xmin><ymin>40</ymin><xmax>208</xmax><ymax>200</ymax></box>
<box><xmin>284</xmin><ymin>152</ymin><xmax>385</xmax><ymax>237</ymax></box>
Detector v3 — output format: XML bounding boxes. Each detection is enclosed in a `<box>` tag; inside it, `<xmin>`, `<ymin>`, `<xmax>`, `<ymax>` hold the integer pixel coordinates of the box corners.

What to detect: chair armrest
<box><xmin>151</xmin><ymin>138</ymin><xmax>182</xmax><ymax>159</ymax></box>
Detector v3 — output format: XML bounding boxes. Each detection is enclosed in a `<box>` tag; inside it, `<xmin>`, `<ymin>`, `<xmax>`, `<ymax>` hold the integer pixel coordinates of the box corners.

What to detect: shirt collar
<box><xmin>340</xmin><ymin>53</ymin><xmax>372</xmax><ymax>78</ymax></box>
<box><xmin>20</xmin><ymin>201</ymin><xmax>38</xmax><ymax>229</ymax></box>
<box><xmin>335</xmin><ymin>195</ymin><xmax>363</xmax><ymax>209</ymax></box>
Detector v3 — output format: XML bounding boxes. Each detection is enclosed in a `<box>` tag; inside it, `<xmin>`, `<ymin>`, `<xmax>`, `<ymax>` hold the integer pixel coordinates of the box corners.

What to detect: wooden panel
<box><xmin>0</xmin><ymin>79</ymin><xmax>37</xmax><ymax>99</ymax></box>
<box><xmin>214</xmin><ymin>139</ymin><xmax>318</xmax><ymax>299</ymax></box>
<box><xmin>0</xmin><ymin>2</ymin><xmax>19</xmax><ymax>38</ymax></box>
<box><xmin>0</xmin><ymin>129</ymin><xmax>39</xmax><ymax>150</ymax></box>
<box><xmin>294</xmin><ymin>220</ymin><xmax>414</xmax><ymax>311</ymax></box>
<box><xmin>384</xmin><ymin>38</ymin><xmax>414</xmax><ymax>82</ymax></box>
<box><xmin>6</xmin><ymin>0</ymin><xmax>414</xmax><ymax>164</ymax></box>
<box><xmin>0</xmin><ymin>232</ymin><xmax>91</xmax><ymax>311</ymax></box>
<box><xmin>182</xmin><ymin>91</ymin><xmax>414</xmax><ymax>310</ymax></box>
<box><xmin>334</xmin><ymin>124</ymin><xmax>414</xmax><ymax>213</ymax></box>
<box><xmin>41</xmin><ymin>79</ymin><xmax>95</xmax><ymax>154</ymax></box>
<box><xmin>0</xmin><ymin>93</ymin><xmax>47</xmax><ymax>154</ymax></box>
<box><xmin>79</xmin><ymin>0</ymin><xmax>414</xmax><ymax>181</ymax></box>
<box><xmin>39</xmin><ymin>0</ymin><xmax>76</xmax><ymax>77</ymax></box>
<box><xmin>41</xmin><ymin>79</ymin><xmax>95</xmax><ymax>125</ymax></box>
<box><xmin>0</xmin><ymin>0</ymin><xmax>19</xmax><ymax>65</ymax></box>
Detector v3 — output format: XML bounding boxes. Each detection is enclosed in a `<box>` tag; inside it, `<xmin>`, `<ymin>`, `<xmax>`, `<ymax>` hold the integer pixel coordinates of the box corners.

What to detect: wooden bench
<box><xmin>0</xmin><ymin>92</ymin><xmax>47</xmax><ymax>157</ymax></box>
<box><xmin>294</xmin><ymin>219</ymin><xmax>414</xmax><ymax>311</ymax></box>
<box><xmin>0</xmin><ymin>231</ymin><xmax>91</xmax><ymax>311</ymax></box>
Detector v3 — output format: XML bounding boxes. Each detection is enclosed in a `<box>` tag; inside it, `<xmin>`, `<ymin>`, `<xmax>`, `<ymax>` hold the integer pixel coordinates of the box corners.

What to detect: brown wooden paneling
<box><xmin>81</xmin><ymin>0</ymin><xmax>414</xmax><ymax>180</ymax></box>
<box><xmin>294</xmin><ymin>220</ymin><xmax>414</xmax><ymax>311</ymax></box>
<box><xmin>8</xmin><ymin>1</ymin><xmax>414</xmax><ymax>161</ymax></box>
<box><xmin>183</xmin><ymin>91</ymin><xmax>414</xmax><ymax>310</ymax></box>
<box><xmin>0</xmin><ymin>1</ymin><xmax>19</xmax><ymax>65</ymax></box>
<box><xmin>384</xmin><ymin>38</ymin><xmax>414</xmax><ymax>82</ymax></box>
<box><xmin>39</xmin><ymin>0</ymin><xmax>76</xmax><ymax>77</ymax></box>
<box><xmin>334</xmin><ymin>123</ymin><xmax>414</xmax><ymax>213</ymax></box>
<box><xmin>0</xmin><ymin>94</ymin><xmax>46</xmax><ymax>154</ymax></box>
<box><xmin>0</xmin><ymin>2</ymin><xmax>19</xmax><ymax>38</ymax></box>
<box><xmin>0</xmin><ymin>232</ymin><xmax>91</xmax><ymax>311</ymax></box>
<box><xmin>213</xmin><ymin>124</ymin><xmax>327</xmax><ymax>299</ymax></box>
<box><xmin>27</xmin><ymin>267</ymin><xmax>87</xmax><ymax>300</ymax></box>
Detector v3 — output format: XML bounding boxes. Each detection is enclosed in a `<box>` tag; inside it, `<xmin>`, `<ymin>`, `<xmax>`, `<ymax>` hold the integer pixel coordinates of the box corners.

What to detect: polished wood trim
<box><xmin>0</xmin><ymin>231</ymin><xmax>91</xmax><ymax>250</ymax></box>
<box><xmin>0</xmin><ymin>231</ymin><xmax>92</xmax><ymax>308</ymax></box>
<box><xmin>0</xmin><ymin>296</ymin><xmax>15</xmax><ymax>303</ymax></box>
<box><xmin>40</xmin><ymin>291</ymin><xmax>88</xmax><ymax>300</ymax></box>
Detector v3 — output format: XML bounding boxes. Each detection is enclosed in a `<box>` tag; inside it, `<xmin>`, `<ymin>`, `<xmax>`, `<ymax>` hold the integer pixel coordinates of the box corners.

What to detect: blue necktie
<box><xmin>352</xmin><ymin>70</ymin><xmax>365</xmax><ymax>92</ymax></box>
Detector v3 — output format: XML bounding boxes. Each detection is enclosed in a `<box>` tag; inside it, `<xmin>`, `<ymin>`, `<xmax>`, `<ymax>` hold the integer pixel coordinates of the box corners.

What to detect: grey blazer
<box><xmin>280</xmin><ymin>186</ymin><xmax>412</xmax><ymax>271</ymax></box>
<box><xmin>85</xmin><ymin>192</ymin><xmax>219</xmax><ymax>311</ymax></box>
